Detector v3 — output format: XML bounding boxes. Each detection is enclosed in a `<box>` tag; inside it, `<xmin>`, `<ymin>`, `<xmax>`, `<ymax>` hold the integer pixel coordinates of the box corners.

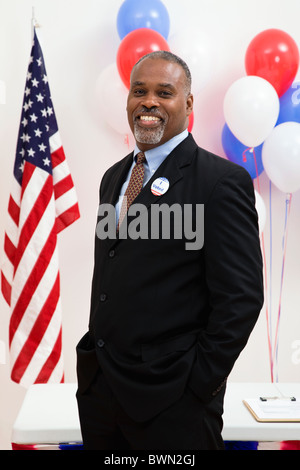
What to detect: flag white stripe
<box><xmin>10</xmin><ymin>181</ymin><xmax>21</xmax><ymax>207</ymax></box>
<box><xmin>9</xmin><ymin>248</ymin><xmax>59</xmax><ymax>358</ymax></box>
<box><xmin>10</xmin><ymin>196</ymin><xmax>56</xmax><ymax>311</ymax></box>
<box><xmin>52</xmin><ymin>160</ymin><xmax>70</xmax><ymax>185</ymax></box>
<box><xmin>55</xmin><ymin>187</ymin><xmax>78</xmax><ymax>217</ymax></box>
<box><xmin>47</xmin><ymin>352</ymin><xmax>64</xmax><ymax>383</ymax></box>
<box><xmin>18</xmin><ymin>167</ymin><xmax>50</xmax><ymax>229</ymax></box>
<box><xmin>47</xmin><ymin>360</ymin><xmax>64</xmax><ymax>383</ymax></box>
<box><xmin>49</xmin><ymin>131</ymin><xmax>62</xmax><ymax>153</ymax></box>
<box><xmin>1</xmin><ymin>254</ymin><xmax>14</xmax><ymax>287</ymax></box>
<box><xmin>4</xmin><ymin>213</ymin><xmax>19</xmax><ymax>249</ymax></box>
<box><xmin>17</xmin><ymin>300</ymin><xmax>62</xmax><ymax>387</ymax></box>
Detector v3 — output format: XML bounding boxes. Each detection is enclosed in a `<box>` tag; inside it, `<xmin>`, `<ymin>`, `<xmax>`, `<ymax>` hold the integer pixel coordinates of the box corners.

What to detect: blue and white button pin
<box><xmin>151</xmin><ymin>177</ymin><xmax>169</xmax><ymax>196</ymax></box>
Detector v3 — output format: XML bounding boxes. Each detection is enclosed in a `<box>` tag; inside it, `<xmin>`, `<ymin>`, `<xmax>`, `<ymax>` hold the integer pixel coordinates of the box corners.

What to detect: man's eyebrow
<box><xmin>158</xmin><ymin>83</ymin><xmax>176</xmax><ymax>90</ymax></box>
<box><xmin>132</xmin><ymin>81</ymin><xmax>145</xmax><ymax>87</ymax></box>
<box><xmin>131</xmin><ymin>81</ymin><xmax>176</xmax><ymax>90</ymax></box>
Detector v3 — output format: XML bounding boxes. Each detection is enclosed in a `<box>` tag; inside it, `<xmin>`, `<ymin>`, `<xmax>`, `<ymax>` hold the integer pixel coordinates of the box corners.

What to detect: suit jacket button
<box><xmin>97</xmin><ymin>339</ymin><xmax>105</xmax><ymax>348</ymax></box>
<box><xmin>109</xmin><ymin>250</ymin><xmax>115</xmax><ymax>258</ymax></box>
<box><xmin>100</xmin><ymin>293</ymin><xmax>107</xmax><ymax>302</ymax></box>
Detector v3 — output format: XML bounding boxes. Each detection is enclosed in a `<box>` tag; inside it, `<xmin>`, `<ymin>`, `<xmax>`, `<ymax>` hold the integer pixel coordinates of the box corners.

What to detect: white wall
<box><xmin>1</xmin><ymin>0</ymin><xmax>300</xmax><ymax>450</ymax></box>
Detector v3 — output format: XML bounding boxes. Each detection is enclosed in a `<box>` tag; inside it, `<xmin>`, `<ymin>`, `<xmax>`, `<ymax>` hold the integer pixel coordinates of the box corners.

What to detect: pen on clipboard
<box><xmin>259</xmin><ymin>396</ymin><xmax>297</xmax><ymax>402</ymax></box>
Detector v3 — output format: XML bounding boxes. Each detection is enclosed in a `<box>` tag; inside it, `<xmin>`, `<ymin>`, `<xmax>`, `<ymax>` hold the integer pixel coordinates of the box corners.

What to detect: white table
<box><xmin>11</xmin><ymin>382</ymin><xmax>300</xmax><ymax>448</ymax></box>
<box><xmin>222</xmin><ymin>382</ymin><xmax>300</xmax><ymax>442</ymax></box>
<box><xmin>12</xmin><ymin>383</ymin><xmax>81</xmax><ymax>449</ymax></box>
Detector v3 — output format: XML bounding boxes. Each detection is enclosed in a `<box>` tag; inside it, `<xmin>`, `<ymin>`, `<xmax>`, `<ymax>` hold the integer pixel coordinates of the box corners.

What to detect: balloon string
<box><xmin>242</xmin><ymin>147</ymin><xmax>250</xmax><ymax>162</ymax></box>
<box><xmin>249</xmin><ymin>147</ymin><xmax>273</xmax><ymax>380</ymax></box>
<box><xmin>242</xmin><ymin>147</ymin><xmax>261</xmax><ymax>194</ymax></box>
<box><xmin>249</xmin><ymin>148</ymin><xmax>291</xmax><ymax>382</ymax></box>
<box><xmin>261</xmin><ymin>229</ymin><xmax>273</xmax><ymax>381</ymax></box>
<box><xmin>269</xmin><ymin>181</ymin><xmax>274</xmax><ymax>381</ymax></box>
<box><xmin>272</xmin><ymin>193</ymin><xmax>292</xmax><ymax>382</ymax></box>
<box><xmin>252</xmin><ymin>147</ymin><xmax>261</xmax><ymax>194</ymax></box>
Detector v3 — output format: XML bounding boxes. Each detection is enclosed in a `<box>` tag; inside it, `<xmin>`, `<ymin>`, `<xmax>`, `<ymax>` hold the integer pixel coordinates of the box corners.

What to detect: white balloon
<box><xmin>262</xmin><ymin>122</ymin><xmax>300</xmax><ymax>193</ymax></box>
<box><xmin>168</xmin><ymin>30</ymin><xmax>212</xmax><ymax>94</ymax></box>
<box><xmin>95</xmin><ymin>63</ymin><xmax>131</xmax><ymax>135</ymax></box>
<box><xmin>224</xmin><ymin>76</ymin><xmax>279</xmax><ymax>148</ymax></box>
<box><xmin>254</xmin><ymin>190</ymin><xmax>266</xmax><ymax>233</ymax></box>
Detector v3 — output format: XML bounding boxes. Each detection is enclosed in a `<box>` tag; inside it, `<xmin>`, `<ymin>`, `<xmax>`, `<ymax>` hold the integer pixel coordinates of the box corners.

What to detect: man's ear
<box><xmin>186</xmin><ymin>94</ymin><xmax>194</xmax><ymax>116</ymax></box>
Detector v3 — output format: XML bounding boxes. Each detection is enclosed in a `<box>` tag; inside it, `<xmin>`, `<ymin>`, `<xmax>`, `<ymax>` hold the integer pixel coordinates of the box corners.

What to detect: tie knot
<box><xmin>136</xmin><ymin>152</ymin><xmax>146</xmax><ymax>165</ymax></box>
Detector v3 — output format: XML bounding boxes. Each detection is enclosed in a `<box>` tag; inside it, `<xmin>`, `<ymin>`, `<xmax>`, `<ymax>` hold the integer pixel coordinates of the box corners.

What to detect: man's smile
<box><xmin>136</xmin><ymin>115</ymin><xmax>163</xmax><ymax>127</ymax></box>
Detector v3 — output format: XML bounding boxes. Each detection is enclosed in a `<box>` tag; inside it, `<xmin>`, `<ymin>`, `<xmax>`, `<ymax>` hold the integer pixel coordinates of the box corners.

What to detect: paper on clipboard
<box><xmin>243</xmin><ymin>398</ymin><xmax>300</xmax><ymax>422</ymax></box>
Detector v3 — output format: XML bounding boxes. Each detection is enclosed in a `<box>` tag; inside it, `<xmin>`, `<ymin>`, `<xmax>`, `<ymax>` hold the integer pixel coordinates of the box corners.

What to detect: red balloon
<box><xmin>188</xmin><ymin>111</ymin><xmax>194</xmax><ymax>132</ymax></box>
<box><xmin>116</xmin><ymin>28</ymin><xmax>170</xmax><ymax>89</ymax></box>
<box><xmin>245</xmin><ymin>29</ymin><xmax>299</xmax><ymax>97</ymax></box>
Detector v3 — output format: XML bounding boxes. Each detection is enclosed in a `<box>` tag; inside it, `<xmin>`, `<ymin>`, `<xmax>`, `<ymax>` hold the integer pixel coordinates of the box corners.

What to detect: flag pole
<box><xmin>31</xmin><ymin>7</ymin><xmax>41</xmax><ymax>40</ymax></box>
<box><xmin>32</xmin><ymin>7</ymin><xmax>36</xmax><ymax>38</ymax></box>
<box><xmin>32</xmin><ymin>6</ymin><xmax>38</xmax><ymax>28</ymax></box>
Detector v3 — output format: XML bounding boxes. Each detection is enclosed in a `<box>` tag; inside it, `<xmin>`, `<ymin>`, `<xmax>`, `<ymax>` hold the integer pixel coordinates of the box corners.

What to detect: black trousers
<box><xmin>76</xmin><ymin>369</ymin><xmax>225</xmax><ymax>450</ymax></box>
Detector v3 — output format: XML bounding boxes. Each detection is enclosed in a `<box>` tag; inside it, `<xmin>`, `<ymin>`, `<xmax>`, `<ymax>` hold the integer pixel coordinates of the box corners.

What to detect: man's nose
<box><xmin>141</xmin><ymin>93</ymin><xmax>160</xmax><ymax>109</ymax></box>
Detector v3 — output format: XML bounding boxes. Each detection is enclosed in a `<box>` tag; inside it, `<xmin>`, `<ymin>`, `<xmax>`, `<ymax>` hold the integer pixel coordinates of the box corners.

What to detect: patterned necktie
<box><xmin>118</xmin><ymin>151</ymin><xmax>146</xmax><ymax>229</ymax></box>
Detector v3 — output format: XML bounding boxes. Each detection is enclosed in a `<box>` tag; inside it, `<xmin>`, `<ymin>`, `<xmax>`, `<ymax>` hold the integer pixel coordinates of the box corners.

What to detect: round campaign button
<box><xmin>151</xmin><ymin>177</ymin><xmax>169</xmax><ymax>196</ymax></box>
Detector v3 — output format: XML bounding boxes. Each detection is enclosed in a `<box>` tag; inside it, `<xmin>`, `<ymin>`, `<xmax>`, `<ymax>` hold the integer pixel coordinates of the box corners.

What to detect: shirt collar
<box><xmin>133</xmin><ymin>129</ymin><xmax>189</xmax><ymax>173</ymax></box>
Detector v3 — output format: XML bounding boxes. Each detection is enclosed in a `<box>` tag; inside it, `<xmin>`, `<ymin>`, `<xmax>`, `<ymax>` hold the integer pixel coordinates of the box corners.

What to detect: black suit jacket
<box><xmin>76</xmin><ymin>134</ymin><xmax>264</xmax><ymax>422</ymax></box>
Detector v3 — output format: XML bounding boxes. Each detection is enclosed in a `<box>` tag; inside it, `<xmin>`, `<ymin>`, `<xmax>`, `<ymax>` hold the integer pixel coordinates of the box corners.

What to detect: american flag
<box><xmin>1</xmin><ymin>29</ymin><xmax>80</xmax><ymax>387</ymax></box>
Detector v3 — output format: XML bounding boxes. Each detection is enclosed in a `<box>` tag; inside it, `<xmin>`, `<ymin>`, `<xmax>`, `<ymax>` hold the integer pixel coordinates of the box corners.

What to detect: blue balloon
<box><xmin>276</xmin><ymin>80</ymin><xmax>300</xmax><ymax>125</ymax></box>
<box><xmin>117</xmin><ymin>0</ymin><xmax>170</xmax><ymax>40</ymax></box>
<box><xmin>222</xmin><ymin>124</ymin><xmax>264</xmax><ymax>179</ymax></box>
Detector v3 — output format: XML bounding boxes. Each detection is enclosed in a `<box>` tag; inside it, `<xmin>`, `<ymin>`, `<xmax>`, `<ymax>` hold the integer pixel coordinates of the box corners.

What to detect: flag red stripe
<box><xmin>51</xmin><ymin>146</ymin><xmax>66</xmax><ymax>168</ymax></box>
<box><xmin>54</xmin><ymin>174</ymin><xmax>74</xmax><ymax>199</ymax></box>
<box><xmin>1</xmin><ymin>272</ymin><xmax>12</xmax><ymax>306</ymax></box>
<box><xmin>10</xmin><ymin>273</ymin><xmax>60</xmax><ymax>383</ymax></box>
<box><xmin>20</xmin><ymin>161</ymin><xmax>36</xmax><ymax>200</ymax></box>
<box><xmin>34</xmin><ymin>328</ymin><xmax>63</xmax><ymax>383</ymax></box>
<box><xmin>55</xmin><ymin>203</ymin><xmax>80</xmax><ymax>234</ymax></box>
<box><xmin>9</xmin><ymin>224</ymin><xmax>57</xmax><ymax>344</ymax></box>
<box><xmin>13</xmin><ymin>172</ymin><xmax>53</xmax><ymax>275</ymax></box>
<box><xmin>4</xmin><ymin>233</ymin><xmax>16</xmax><ymax>265</ymax></box>
<box><xmin>8</xmin><ymin>195</ymin><xmax>20</xmax><ymax>226</ymax></box>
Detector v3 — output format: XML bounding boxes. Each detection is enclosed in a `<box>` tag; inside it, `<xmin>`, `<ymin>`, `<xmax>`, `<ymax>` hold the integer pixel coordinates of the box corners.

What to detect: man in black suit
<box><xmin>76</xmin><ymin>51</ymin><xmax>264</xmax><ymax>450</ymax></box>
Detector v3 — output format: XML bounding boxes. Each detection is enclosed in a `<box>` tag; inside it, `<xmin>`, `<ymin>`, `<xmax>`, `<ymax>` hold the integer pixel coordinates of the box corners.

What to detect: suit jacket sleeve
<box><xmin>189</xmin><ymin>165</ymin><xmax>264</xmax><ymax>402</ymax></box>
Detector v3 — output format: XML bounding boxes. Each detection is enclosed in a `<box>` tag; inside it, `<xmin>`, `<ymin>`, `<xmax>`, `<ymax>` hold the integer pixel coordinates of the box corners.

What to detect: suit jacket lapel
<box><xmin>102</xmin><ymin>152</ymin><xmax>134</xmax><ymax>206</ymax></box>
<box><xmin>132</xmin><ymin>151</ymin><xmax>182</xmax><ymax>211</ymax></box>
<box><xmin>103</xmin><ymin>134</ymin><xmax>198</xmax><ymax>247</ymax></box>
<box><xmin>132</xmin><ymin>133</ymin><xmax>197</xmax><ymax>210</ymax></box>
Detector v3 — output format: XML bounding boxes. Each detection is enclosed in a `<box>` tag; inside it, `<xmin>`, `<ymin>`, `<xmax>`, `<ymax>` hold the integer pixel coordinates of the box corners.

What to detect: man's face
<box><xmin>127</xmin><ymin>58</ymin><xmax>193</xmax><ymax>151</ymax></box>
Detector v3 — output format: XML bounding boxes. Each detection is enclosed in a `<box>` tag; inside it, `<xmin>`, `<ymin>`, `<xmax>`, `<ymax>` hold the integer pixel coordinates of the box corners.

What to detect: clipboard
<box><xmin>243</xmin><ymin>397</ymin><xmax>300</xmax><ymax>422</ymax></box>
